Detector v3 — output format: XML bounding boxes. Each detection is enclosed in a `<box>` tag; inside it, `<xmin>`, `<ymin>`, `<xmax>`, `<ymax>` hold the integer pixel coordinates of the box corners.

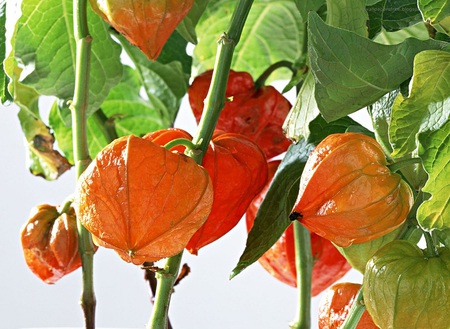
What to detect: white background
<box><xmin>1</xmin><ymin>92</ymin><xmax>364</xmax><ymax>329</ymax></box>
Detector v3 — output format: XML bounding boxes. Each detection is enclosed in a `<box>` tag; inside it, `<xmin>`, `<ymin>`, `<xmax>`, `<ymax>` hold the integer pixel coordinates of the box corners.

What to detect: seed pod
<box><xmin>188</xmin><ymin>69</ymin><xmax>292</xmax><ymax>159</ymax></box>
<box><xmin>246</xmin><ymin>161</ymin><xmax>351</xmax><ymax>296</ymax></box>
<box><xmin>318</xmin><ymin>282</ymin><xmax>378</xmax><ymax>329</ymax></box>
<box><xmin>21</xmin><ymin>204</ymin><xmax>81</xmax><ymax>284</ymax></box>
<box><xmin>89</xmin><ymin>0</ymin><xmax>194</xmax><ymax>60</ymax></box>
<box><xmin>363</xmin><ymin>240</ymin><xmax>450</xmax><ymax>329</ymax></box>
<box><xmin>290</xmin><ymin>133</ymin><xmax>413</xmax><ymax>247</ymax></box>
<box><xmin>76</xmin><ymin>135</ymin><xmax>213</xmax><ymax>265</ymax></box>
<box><xmin>144</xmin><ymin>128</ymin><xmax>268</xmax><ymax>255</ymax></box>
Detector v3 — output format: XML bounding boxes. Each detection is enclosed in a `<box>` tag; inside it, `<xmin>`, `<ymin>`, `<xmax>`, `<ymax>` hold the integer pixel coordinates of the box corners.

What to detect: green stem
<box><xmin>164</xmin><ymin>138</ymin><xmax>198</xmax><ymax>152</ymax></box>
<box><xmin>254</xmin><ymin>60</ymin><xmax>295</xmax><ymax>88</ymax></box>
<box><xmin>388</xmin><ymin>157</ymin><xmax>422</xmax><ymax>173</ymax></box>
<box><xmin>71</xmin><ymin>0</ymin><xmax>96</xmax><ymax>328</ymax></box>
<box><xmin>92</xmin><ymin>109</ymin><xmax>118</xmax><ymax>142</ymax></box>
<box><xmin>148</xmin><ymin>253</ymin><xmax>182</xmax><ymax>329</ymax></box>
<box><xmin>148</xmin><ymin>2</ymin><xmax>254</xmax><ymax>328</ymax></box>
<box><xmin>423</xmin><ymin>231</ymin><xmax>439</xmax><ymax>258</ymax></box>
<box><xmin>190</xmin><ymin>0</ymin><xmax>254</xmax><ymax>164</ymax></box>
<box><xmin>340</xmin><ymin>288</ymin><xmax>365</xmax><ymax>329</ymax></box>
<box><xmin>289</xmin><ymin>221</ymin><xmax>312</xmax><ymax>329</ymax></box>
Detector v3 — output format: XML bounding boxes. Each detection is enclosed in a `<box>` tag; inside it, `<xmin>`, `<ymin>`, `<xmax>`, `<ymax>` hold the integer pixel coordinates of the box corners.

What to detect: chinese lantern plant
<box><xmin>246</xmin><ymin>160</ymin><xmax>351</xmax><ymax>296</ymax></box>
<box><xmin>89</xmin><ymin>0</ymin><xmax>194</xmax><ymax>60</ymax></box>
<box><xmin>188</xmin><ymin>68</ymin><xmax>292</xmax><ymax>159</ymax></box>
<box><xmin>289</xmin><ymin>132</ymin><xmax>414</xmax><ymax>247</ymax></box>
<box><xmin>75</xmin><ymin>134</ymin><xmax>214</xmax><ymax>264</ymax></box>
<box><xmin>318</xmin><ymin>282</ymin><xmax>378</xmax><ymax>329</ymax></box>
<box><xmin>144</xmin><ymin>128</ymin><xmax>268</xmax><ymax>255</ymax></box>
<box><xmin>363</xmin><ymin>238</ymin><xmax>450</xmax><ymax>329</ymax></box>
<box><xmin>21</xmin><ymin>203</ymin><xmax>83</xmax><ymax>284</ymax></box>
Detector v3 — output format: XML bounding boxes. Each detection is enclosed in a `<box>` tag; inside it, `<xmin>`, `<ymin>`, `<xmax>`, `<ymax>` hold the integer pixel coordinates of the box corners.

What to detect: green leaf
<box><xmin>294</xmin><ymin>0</ymin><xmax>325</xmax><ymax>21</ymax></box>
<box><xmin>101</xmin><ymin>66</ymin><xmax>167</xmax><ymax>137</ymax></box>
<box><xmin>368</xmin><ymin>90</ymin><xmax>399</xmax><ymax>154</ymax></box>
<box><xmin>194</xmin><ymin>0</ymin><xmax>304</xmax><ymax>81</ymax></box>
<box><xmin>15</xmin><ymin>85</ymin><xmax>71</xmax><ymax>180</ymax></box>
<box><xmin>419</xmin><ymin>0</ymin><xmax>450</xmax><ymax>24</ymax></box>
<box><xmin>417</xmin><ymin>119</ymin><xmax>450</xmax><ymax>230</ymax></box>
<box><xmin>389</xmin><ymin>50</ymin><xmax>450</xmax><ymax>157</ymax></box>
<box><xmin>119</xmin><ymin>35</ymin><xmax>189</xmax><ymax>126</ymax></box>
<box><xmin>231</xmin><ymin>115</ymin><xmax>366</xmax><ymax>278</ymax></box>
<box><xmin>374</xmin><ymin>22</ymin><xmax>430</xmax><ymax>45</ymax></box>
<box><xmin>230</xmin><ymin>140</ymin><xmax>312</xmax><ymax>278</ymax></box>
<box><xmin>307</xmin><ymin>115</ymin><xmax>367</xmax><ymax>145</ymax></box>
<box><xmin>157</xmin><ymin>30</ymin><xmax>193</xmax><ymax>76</ymax></box>
<box><xmin>336</xmin><ymin>224</ymin><xmax>422</xmax><ymax>273</ymax></box>
<box><xmin>14</xmin><ymin>0</ymin><xmax>122</xmax><ymax>115</ymax></box>
<box><xmin>308</xmin><ymin>12</ymin><xmax>448</xmax><ymax>122</ymax></box>
<box><xmin>326</xmin><ymin>0</ymin><xmax>368</xmax><ymax>37</ymax></box>
<box><xmin>367</xmin><ymin>0</ymin><xmax>423</xmax><ymax>38</ymax></box>
<box><xmin>282</xmin><ymin>72</ymin><xmax>319</xmax><ymax>142</ymax></box>
<box><xmin>49</xmin><ymin>101</ymin><xmax>111</xmax><ymax>164</ymax></box>
<box><xmin>176</xmin><ymin>0</ymin><xmax>210</xmax><ymax>44</ymax></box>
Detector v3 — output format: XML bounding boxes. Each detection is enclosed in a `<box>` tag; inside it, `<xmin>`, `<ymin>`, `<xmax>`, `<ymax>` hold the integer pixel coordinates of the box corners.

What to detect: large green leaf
<box><xmin>326</xmin><ymin>0</ymin><xmax>368</xmax><ymax>37</ymax></box>
<box><xmin>231</xmin><ymin>115</ymin><xmax>364</xmax><ymax>278</ymax></box>
<box><xmin>417</xmin><ymin>119</ymin><xmax>450</xmax><ymax>230</ymax></box>
<box><xmin>230</xmin><ymin>140</ymin><xmax>311</xmax><ymax>278</ymax></box>
<box><xmin>419</xmin><ymin>0</ymin><xmax>450</xmax><ymax>24</ymax></box>
<box><xmin>294</xmin><ymin>0</ymin><xmax>325</xmax><ymax>21</ymax></box>
<box><xmin>14</xmin><ymin>0</ymin><xmax>122</xmax><ymax>115</ymax></box>
<box><xmin>284</xmin><ymin>0</ymin><xmax>368</xmax><ymax>142</ymax></box>
<box><xmin>308</xmin><ymin>12</ymin><xmax>448</xmax><ymax>122</ymax></box>
<box><xmin>101</xmin><ymin>66</ymin><xmax>167</xmax><ymax>137</ymax></box>
<box><xmin>176</xmin><ymin>0</ymin><xmax>210</xmax><ymax>44</ymax></box>
<box><xmin>193</xmin><ymin>0</ymin><xmax>304</xmax><ymax>81</ymax></box>
<box><xmin>389</xmin><ymin>50</ymin><xmax>450</xmax><ymax>157</ymax></box>
<box><xmin>157</xmin><ymin>30</ymin><xmax>193</xmax><ymax>76</ymax></box>
<box><xmin>49</xmin><ymin>101</ymin><xmax>112</xmax><ymax>164</ymax></box>
<box><xmin>119</xmin><ymin>35</ymin><xmax>189</xmax><ymax>126</ymax></box>
<box><xmin>374</xmin><ymin>23</ymin><xmax>429</xmax><ymax>45</ymax></box>
<box><xmin>367</xmin><ymin>0</ymin><xmax>423</xmax><ymax>38</ymax></box>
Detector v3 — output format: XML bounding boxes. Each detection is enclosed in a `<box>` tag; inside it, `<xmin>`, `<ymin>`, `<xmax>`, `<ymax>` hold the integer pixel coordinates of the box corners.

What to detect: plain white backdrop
<box><xmin>1</xmin><ymin>91</ymin><xmax>364</xmax><ymax>329</ymax></box>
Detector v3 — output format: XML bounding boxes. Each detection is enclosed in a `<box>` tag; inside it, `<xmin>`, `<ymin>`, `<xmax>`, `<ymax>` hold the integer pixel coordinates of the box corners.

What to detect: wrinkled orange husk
<box><xmin>318</xmin><ymin>282</ymin><xmax>379</xmax><ymax>328</ymax></box>
<box><xmin>21</xmin><ymin>205</ymin><xmax>81</xmax><ymax>284</ymax></box>
<box><xmin>292</xmin><ymin>133</ymin><xmax>414</xmax><ymax>247</ymax></box>
<box><xmin>144</xmin><ymin>129</ymin><xmax>268</xmax><ymax>255</ymax></box>
<box><xmin>76</xmin><ymin>135</ymin><xmax>213</xmax><ymax>265</ymax></box>
<box><xmin>89</xmin><ymin>0</ymin><xmax>194</xmax><ymax>60</ymax></box>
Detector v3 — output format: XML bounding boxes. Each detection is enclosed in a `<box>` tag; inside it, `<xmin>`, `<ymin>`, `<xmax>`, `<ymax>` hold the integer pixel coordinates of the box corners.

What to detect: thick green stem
<box><xmin>71</xmin><ymin>0</ymin><xmax>96</xmax><ymax>328</ymax></box>
<box><xmin>148</xmin><ymin>253</ymin><xmax>182</xmax><ymax>329</ymax></box>
<box><xmin>289</xmin><ymin>221</ymin><xmax>313</xmax><ymax>329</ymax></box>
<box><xmin>340</xmin><ymin>288</ymin><xmax>365</xmax><ymax>329</ymax></box>
<box><xmin>190</xmin><ymin>0</ymin><xmax>254</xmax><ymax>163</ymax></box>
<box><xmin>148</xmin><ymin>1</ymin><xmax>254</xmax><ymax>328</ymax></box>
